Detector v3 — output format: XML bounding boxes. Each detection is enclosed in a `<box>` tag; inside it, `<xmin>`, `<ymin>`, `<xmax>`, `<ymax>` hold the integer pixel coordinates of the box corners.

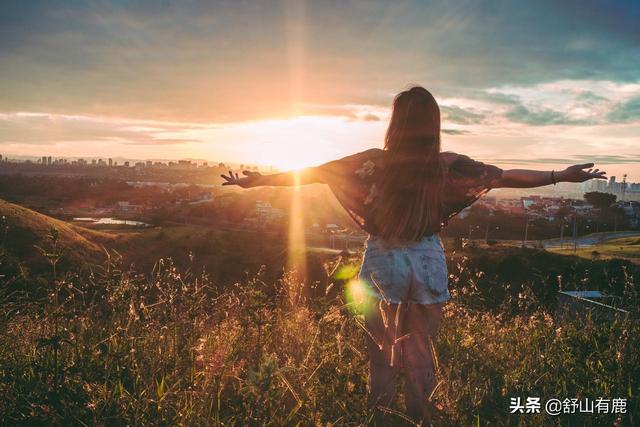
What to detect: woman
<box><xmin>221</xmin><ymin>86</ymin><xmax>606</xmax><ymax>424</ymax></box>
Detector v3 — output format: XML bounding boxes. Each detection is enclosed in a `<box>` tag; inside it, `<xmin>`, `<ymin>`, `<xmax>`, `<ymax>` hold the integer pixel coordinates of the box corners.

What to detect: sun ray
<box><xmin>287</xmin><ymin>170</ymin><xmax>307</xmax><ymax>284</ymax></box>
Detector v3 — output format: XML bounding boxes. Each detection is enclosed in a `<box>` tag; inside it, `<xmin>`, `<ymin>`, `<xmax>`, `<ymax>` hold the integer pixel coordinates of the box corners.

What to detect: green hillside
<box><xmin>0</xmin><ymin>199</ymin><xmax>113</xmax><ymax>275</ymax></box>
<box><xmin>549</xmin><ymin>235</ymin><xmax>640</xmax><ymax>264</ymax></box>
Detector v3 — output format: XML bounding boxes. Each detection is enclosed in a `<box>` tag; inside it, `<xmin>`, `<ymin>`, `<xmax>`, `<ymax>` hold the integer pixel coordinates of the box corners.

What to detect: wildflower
<box><xmin>462</xmin><ymin>335</ymin><xmax>475</xmax><ymax>348</ymax></box>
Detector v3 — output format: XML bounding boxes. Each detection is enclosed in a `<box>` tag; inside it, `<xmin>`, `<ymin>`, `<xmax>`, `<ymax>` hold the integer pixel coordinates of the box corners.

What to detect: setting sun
<box><xmin>240</xmin><ymin>116</ymin><xmax>362</xmax><ymax>171</ymax></box>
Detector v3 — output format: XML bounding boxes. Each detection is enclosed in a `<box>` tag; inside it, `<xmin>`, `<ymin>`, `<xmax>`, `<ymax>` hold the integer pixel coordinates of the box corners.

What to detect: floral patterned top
<box><xmin>313</xmin><ymin>148</ymin><xmax>503</xmax><ymax>236</ymax></box>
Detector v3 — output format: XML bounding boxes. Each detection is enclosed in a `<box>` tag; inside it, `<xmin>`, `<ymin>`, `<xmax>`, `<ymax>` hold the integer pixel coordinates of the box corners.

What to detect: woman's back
<box><xmin>314</xmin><ymin>148</ymin><xmax>503</xmax><ymax>240</ymax></box>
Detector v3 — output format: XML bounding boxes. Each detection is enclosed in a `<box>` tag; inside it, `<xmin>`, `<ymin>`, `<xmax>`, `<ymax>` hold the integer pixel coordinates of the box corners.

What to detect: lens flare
<box><xmin>344</xmin><ymin>278</ymin><xmax>369</xmax><ymax>315</ymax></box>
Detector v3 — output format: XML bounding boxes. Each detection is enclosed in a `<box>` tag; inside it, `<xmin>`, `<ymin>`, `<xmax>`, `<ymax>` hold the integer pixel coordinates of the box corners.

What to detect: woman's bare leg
<box><xmin>402</xmin><ymin>302</ymin><xmax>443</xmax><ymax>425</ymax></box>
<box><xmin>363</xmin><ymin>297</ymin><xmax>402</xmax><ymax>420</ymax></box>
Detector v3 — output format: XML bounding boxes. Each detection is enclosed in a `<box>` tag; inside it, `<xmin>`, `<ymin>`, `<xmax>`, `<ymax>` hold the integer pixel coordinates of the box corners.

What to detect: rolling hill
<box><xmin>0</xmin><ymin>199</ymin><xmax>114</xmax><ymax>276</ymax></box>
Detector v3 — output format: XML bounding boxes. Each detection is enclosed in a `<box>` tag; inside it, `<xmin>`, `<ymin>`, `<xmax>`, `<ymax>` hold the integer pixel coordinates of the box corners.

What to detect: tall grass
<box><xmin>0</xmin><ymin>237</ymin><xmax>638</xmax><ymax>425</ymax></box>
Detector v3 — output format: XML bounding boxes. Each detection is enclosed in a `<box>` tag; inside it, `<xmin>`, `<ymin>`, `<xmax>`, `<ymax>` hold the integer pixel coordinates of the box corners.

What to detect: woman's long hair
<box><xmin>373</xmin><ymin>86</ymin><xmax>444</xmax><ymax>242</ymax></box>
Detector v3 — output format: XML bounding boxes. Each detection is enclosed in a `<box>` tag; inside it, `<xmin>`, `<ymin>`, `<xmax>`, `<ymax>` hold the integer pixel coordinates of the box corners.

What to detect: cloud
<box><xmin>293</xmin><ymin>104</ymin><xmax>385</xmax><ymax>122</ymax></box>
<box><xmin>1</xmin><ymin>1</ymin><xmax>639</xmax><ymax>122</ymax></box>
<box><xmin>441</xmin><ymin>105</ymin><xmax>485</xmax><ymax>125</ymax></box>
<box><xmin>470</xmin><ymin>91</ymin><xmax>522</xmax><ymax>106</ymax></box>
<box><xmin>298</xmin><ymin>104</ymin><xmax>358</xmax><ymax>120</ymax></box>
<box><xmin>495</xmin><ymin>155</ymin><xmax>640</xmax><ymax>165</ymax></box>
<box><xmin>442</xmin><ymin>128</ymin><xmax>469</xmax><ymax>135</ymax></box>
<box><xmin>504</xmin><ymin>104</ymin><xmax>593</xmax><ymax>126</ymax></box>
<box><xmin>360</xmin><ymin>113</ymin><xmax>381</xmax><ymax>122</ymax></box>
<box><xmin>0</xmin><ymin>113</ymin><xmax>201</xmax><ymax>145</ymax></box>
<box><xmin>575</xmin><ymin>91</ymin><xmax>609</xmax><ymax>103</ymax></box>
<box><xmin>607</xmin><ymin>96</ymin><xmax>640</xmax><ymax>123</ymax></box>
<box><xmin>478</xmin><ymin>80</ymin><xmax>640</xmax><ymax>126</ymax></box>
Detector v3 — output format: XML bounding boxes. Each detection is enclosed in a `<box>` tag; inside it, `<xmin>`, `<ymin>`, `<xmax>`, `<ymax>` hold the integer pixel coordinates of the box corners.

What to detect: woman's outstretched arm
<box><xmin>494</xmin><ymin>163</ymin><xmax>606</xmax><ymax>188</ymax></box>
<box><xmin>221</xmin><ymin>166</ymin><xmax>326</xmax><ymax>188</ymax></box>
<box><xmin>221</xmin><ymin>151</ymin><xmax>367</xmax><ymax>188</ymax></box>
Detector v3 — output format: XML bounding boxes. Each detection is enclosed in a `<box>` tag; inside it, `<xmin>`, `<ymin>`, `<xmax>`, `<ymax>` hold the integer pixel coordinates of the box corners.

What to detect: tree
<box><xmin>584</xmin><ymin>191</ymin><xmax>616</xmax><ymax>209</ymax></box>
<box><xmin>554</xmin><ymin>205</ymin><xmax>571</xmax><ymax>222</ymax></box>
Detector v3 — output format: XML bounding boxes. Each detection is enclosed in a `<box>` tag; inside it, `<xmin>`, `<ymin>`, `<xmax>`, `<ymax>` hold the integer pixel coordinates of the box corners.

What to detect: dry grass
<box><xmin>0</xmin><ymin>255</ymin><xmax>637</xmax><ymax>426</ymax></box>
<box><xmin>0</xmin><ymin>222</ymin><xmax>639</xmax><ymax>425</ymax></box>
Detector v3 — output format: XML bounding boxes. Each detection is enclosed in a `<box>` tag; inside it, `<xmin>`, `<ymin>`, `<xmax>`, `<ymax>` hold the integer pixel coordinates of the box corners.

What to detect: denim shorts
<box><xmin>358</xmin><ymin>234</ymin><xmax>450</xmax><ymax>305</ymax></box>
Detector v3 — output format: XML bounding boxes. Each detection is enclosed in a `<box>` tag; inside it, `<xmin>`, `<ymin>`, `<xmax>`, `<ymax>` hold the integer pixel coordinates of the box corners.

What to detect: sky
<box><xmin>1</xmin><ymin>0</ymin><xmax>639</xmax><ymax>179</ymax></box>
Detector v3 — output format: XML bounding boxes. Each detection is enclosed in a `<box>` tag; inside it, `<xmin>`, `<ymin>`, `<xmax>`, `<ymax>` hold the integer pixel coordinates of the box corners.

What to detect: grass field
<box><xmin>1</xmin><ymin>252</ymin><xmax>638</xmax><ymax>425</ymax></box>
<box><xmin>1</xmin><ymin>200</ymin><xmax>639</xmax><ymax>425</ymax></box>
<box><xmin>548</xmin><ymin>236</ymin><xmax>640</xmax><ymax>264</ymax></box>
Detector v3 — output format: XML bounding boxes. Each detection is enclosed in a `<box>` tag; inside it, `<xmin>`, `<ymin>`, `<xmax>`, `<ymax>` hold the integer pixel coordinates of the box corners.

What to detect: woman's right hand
<box><xmin>220</xmin><ymin>170</ymin><xmax>263</xmax><ymax>188</ymax></box>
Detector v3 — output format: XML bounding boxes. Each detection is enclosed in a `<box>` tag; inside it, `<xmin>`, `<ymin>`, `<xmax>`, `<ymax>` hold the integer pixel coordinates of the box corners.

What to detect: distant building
<box><xmin>496</xmin><ymin>198</ymin><xmax>526</xmax><ymax>215</ymax></box>
<box><xmin>254</xmin><ymin>200</ymin><xmax>284</xmax><ymax>223</ymax></box>
<box><xmin>188</xmin><ymin>192</ymin><xmax>215</xmax><ymax>205</ymax></box>
<box><xmin>113</xmin><ymin>201</ymin><xmax>144</xmax><ymax>214</ymax></box>
<box><xmin>619</xmin><ymin>201</ymin><xmax>640</xmax><ymax>227</ymax></box>
<box><xmin>482</xmin><ymin>196</ymin><xmax>497</xmax><ymax>206</ymax></box>
<box><xmin>589</xmin><ymin>179</ymin><xmax>607</xmax><ymax>192</ymax></box>
<box><xmin>243</xmin><ymin>201</ymin><xmax>285</xmax><ymax>228</ymax></box>
<box><xmin>174</xmin><ymin>160</ymin><xmax>197</xmax><ymax>169</ymax></box>
<box><xmin>522</xmin><ymin>198</ymin><xmax>536</xmax><ymax>210</ymax></box>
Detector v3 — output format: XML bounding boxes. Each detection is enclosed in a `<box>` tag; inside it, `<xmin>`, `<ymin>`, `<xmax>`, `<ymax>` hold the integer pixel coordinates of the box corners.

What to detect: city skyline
<box><xmin>1</xmin><ymin>1</ymin><xmax>639</xmax><ymax>179</ymax></box>
<box><xmin>4</xmin><ymin>151</ymin><xmax>640</xmax><ymax>203</ymax></box>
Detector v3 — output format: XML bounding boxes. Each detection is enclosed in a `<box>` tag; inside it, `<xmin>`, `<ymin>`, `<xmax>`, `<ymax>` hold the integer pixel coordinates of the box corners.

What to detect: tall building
<box><xmin>592</xmin><ymin>179</ymin><xmax>607</xmax><ymax>192</ymax></box>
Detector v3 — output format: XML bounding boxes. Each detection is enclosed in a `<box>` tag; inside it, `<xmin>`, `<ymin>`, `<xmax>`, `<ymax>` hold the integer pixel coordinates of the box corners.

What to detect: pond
<box><xmin>73</xmin><ymin>217</ymin><xmax>151</xmax><ymax>227</ymax></box>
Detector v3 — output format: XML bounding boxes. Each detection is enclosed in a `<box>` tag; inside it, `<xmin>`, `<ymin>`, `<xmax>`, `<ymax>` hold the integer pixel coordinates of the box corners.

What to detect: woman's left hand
<box><xmin>560</xmin><ymin>163</ymin><xmax>607</xmax><ymax>183</ymax></box>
